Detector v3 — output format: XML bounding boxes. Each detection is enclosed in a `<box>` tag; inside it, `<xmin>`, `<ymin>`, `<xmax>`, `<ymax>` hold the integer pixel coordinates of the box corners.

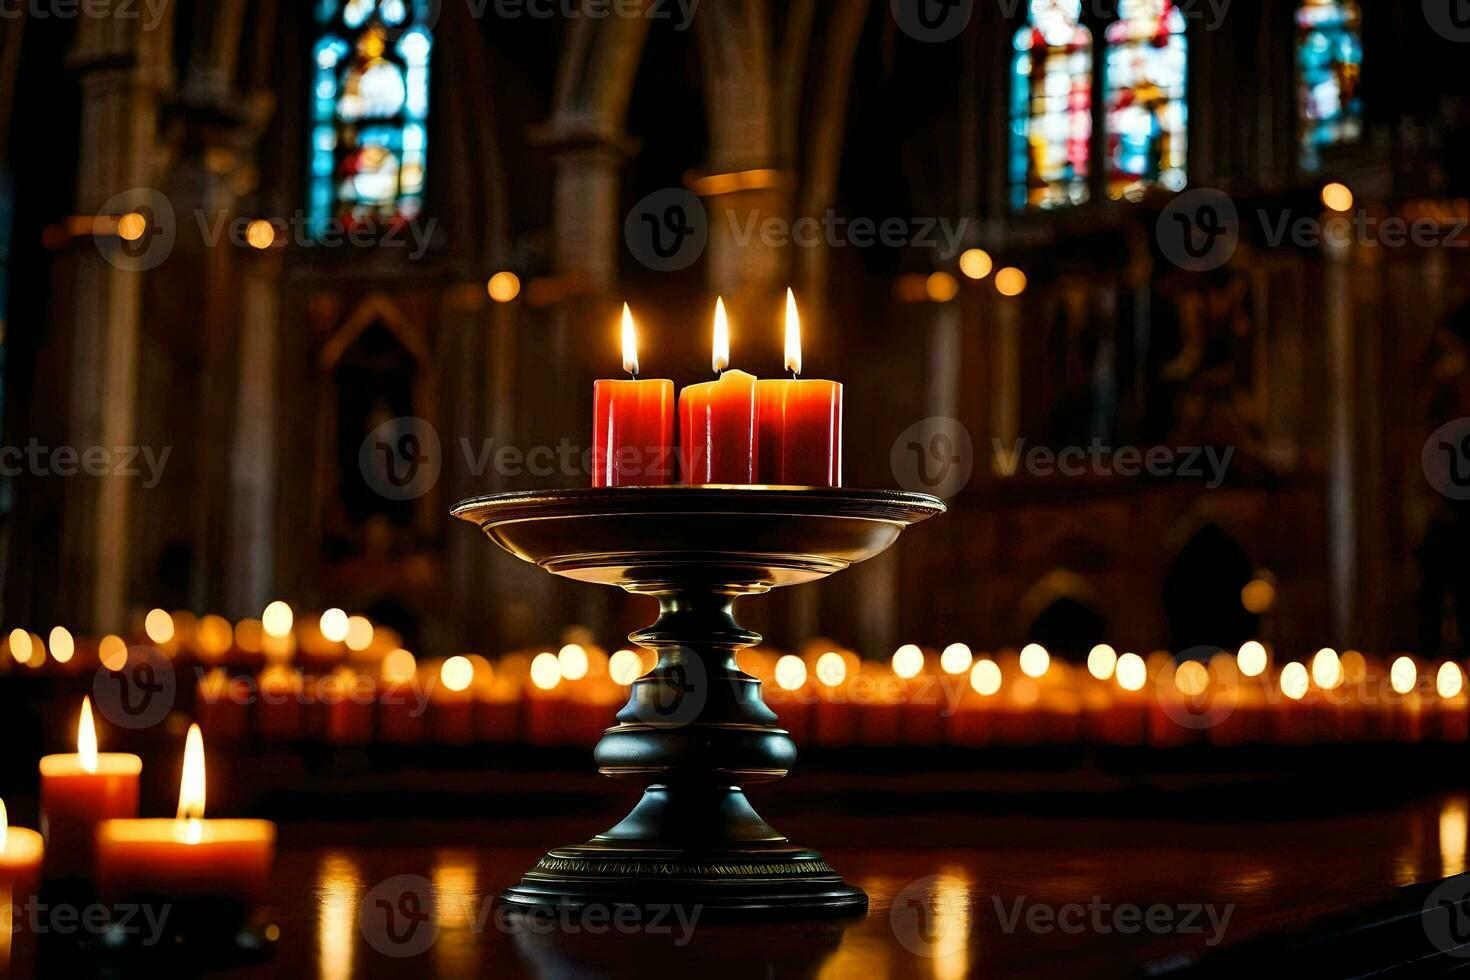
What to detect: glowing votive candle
<box><xmin>96</xmin><ymin>725</ymin><xmax>275</xmax><ymax>902</ymax></box>
<box><xmin>0</xmin><ymin>800</ymin><xmax>43</xmax><ymax>902</ymax></box>
<box><xmin>38</xmin><ymin>698</ymin><xmax>141</xmax><ymax>880</ymax></box>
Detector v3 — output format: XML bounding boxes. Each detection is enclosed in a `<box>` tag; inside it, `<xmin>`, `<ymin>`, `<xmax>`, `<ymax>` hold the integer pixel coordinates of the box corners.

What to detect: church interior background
<box><xmin>2</xmin><ymin>0</ymin><xmax>1470</xmax><ymax>975</ymax></box>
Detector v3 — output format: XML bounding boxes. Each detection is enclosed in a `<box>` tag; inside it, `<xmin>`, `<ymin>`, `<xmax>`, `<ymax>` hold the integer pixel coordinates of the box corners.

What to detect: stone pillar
<box><xmin>226</xmin><ymin>250</ymin><xmax>281</xmax><ymax>618</ymax></box>
<box><xmin>536</xmin><ymin>127</ymin><xmax>635</xmax><ymax>294</ymax></box>
<box><xmin>1323</xmin><ymin>230</ymin><xmax>1356</xmax><ymax>645</ymax></box>
<box><xmin>990</xmin><ymin>294</ymin><xmax>1022</xmax><ymax>473</ymax></box>
<box><xmin>61</xmin><ymin>8</ymin><xmax>171</xmax><ymax>631</ymax></box>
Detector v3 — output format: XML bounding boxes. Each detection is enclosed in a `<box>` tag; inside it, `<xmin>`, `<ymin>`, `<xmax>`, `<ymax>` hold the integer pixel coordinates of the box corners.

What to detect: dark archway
<box><xmin>1164</xmin><ymin>523</ymin><xmax>1256</xmax><ymax>652</ymax></box>
<box><xmin>1028</xmin><ymin>596</ymin><xmax>1108</xmax><ymax>662</ymax></box>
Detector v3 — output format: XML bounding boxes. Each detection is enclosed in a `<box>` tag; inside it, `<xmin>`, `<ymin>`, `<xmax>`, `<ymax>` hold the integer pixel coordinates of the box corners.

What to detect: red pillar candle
<box><xmin>756</xmin><ymin>290</ymin><xmax>842</xmax><ymax>486</ymax></box>
<box><xmin>38</xmin><ymin>698</ymin><xmax>142</xmax><ymax>881</ymax></box>
<box><xmin>679</xmin><ymin>297</ymin><xmax>759</xmax><ymax>484</ymax></box>
<box><xmin>593</xmin><ymin>304</ymin><xmax>676</xmax><ymax>487</ymax></box>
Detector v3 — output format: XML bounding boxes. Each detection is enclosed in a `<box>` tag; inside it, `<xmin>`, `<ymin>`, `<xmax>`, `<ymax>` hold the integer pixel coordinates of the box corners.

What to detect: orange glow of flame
<box><xmin>784</xmin><ymin>288</ymin><xmax>801</xmax><ymax>377</ymax></box>
<box><xmin>177</xmin><ymin>724</ymin><xmax>206</xmax><ymax>842</ymax></box>
<box><xmin>620</xmin><ymin>303</ymin><xmax>640</xmax><ymax>377</ymax></box>
<box><xmin>712</xmin><ymin>297</ymin><xmax>730</xmax><ymax>374</ymax></box>
<box><xmin>78</xmin><ymin>697</ymin><xmax>98</xmax><ymax>774</ymax></box>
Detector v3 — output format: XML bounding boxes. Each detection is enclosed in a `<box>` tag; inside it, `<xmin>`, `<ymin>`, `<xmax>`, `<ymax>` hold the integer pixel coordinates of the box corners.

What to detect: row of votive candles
<box><xmin>0</xmin><ymin>699</ymin><xmax>275</xmax><ymax>925</ymax></box>
<box><xmin>593</xmin><ymin>296</ymin><xmax>841</xmax><ymax>486</ymax></box>
<box><xmin>1</xmin><ymin>604</ymin><xmax>408</xmax><ymax>674</ymax></box>
<box><xmin>177</xmin><ymin>641</ymin><xmax>1470</xmax><ymax>750</ymax></box>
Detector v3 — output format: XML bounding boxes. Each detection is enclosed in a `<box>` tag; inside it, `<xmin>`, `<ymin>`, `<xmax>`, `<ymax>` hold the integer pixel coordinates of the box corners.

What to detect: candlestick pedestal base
<box><xmin>454</xmin><ymin>487</ymin><xmax>944</xmax><ymax>917</ymax></box>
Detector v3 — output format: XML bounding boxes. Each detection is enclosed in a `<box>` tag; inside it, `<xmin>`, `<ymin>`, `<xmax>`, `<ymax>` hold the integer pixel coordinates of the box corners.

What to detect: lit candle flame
<box><xmin>621</xmin><ymin>303</ymin><xmax>640</xmax><ymax>377</ymax></box>
<box><xmin>1439</xmin><ymin>662</ymin><xmax>1464</xmax><ymax>700</ymax></box>
<box><xmin>712</xmin><ymin>297</ymin><xmax>730</xmax><ymax>374</ymax></box>
<box><xmin>784</xmin><ymin>288</ymin><xmax>801</xmax><ymax>377</ymax></box>
<box><xmin>1</xmin><ymin>797</ymin><xmax>7</xmax><ymax>852</ymax></box>
<box><xmin>177</xmin><ymin>724</ymin><xmax>206</xmax><ymax>843</ymax></box>
<box><xmin>78</xmin><ymin>696</ymin><xmax>98</xmax><ymax>775</ymax></box>
<box><xmin>815</xmin><ymin>651</ymin><xmax>846</xmax><ymax>687</ymax></box>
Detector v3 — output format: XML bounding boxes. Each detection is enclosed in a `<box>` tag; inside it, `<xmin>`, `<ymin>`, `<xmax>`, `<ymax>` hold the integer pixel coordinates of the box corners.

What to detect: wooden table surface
<box><xmin>13</xmin><ymin>785</ymin><xmax>1463</xmax><ymax>979</ymax></box>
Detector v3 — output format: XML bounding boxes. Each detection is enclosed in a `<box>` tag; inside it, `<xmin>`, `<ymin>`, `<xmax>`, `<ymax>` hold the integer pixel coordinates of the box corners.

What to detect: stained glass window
<box><xmin>1297</xmin><ymin>0</ymin><xmax>1362</xmax><ymax>172</ymax></box>
<box><xmin>1010</xmin><ymin>0</ymin><xmax>1094</xmax><ymax>212</ymax></box>
<box><xmin>1104</xmin><ymin>0</ymin><xmax>1188</xmax><ymax>200</ymax></box>
<box><xmin>310</xmin><ymin>0</ymin><xmax>433</xmax><ymax>237</ymax></box>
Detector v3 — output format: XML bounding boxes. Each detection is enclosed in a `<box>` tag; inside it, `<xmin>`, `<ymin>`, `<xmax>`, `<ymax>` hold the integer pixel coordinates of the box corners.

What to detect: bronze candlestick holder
<box><xmin>452</xmin><ymin>486</ymin><xmax>945</xmax><ymax>915</ymax></box>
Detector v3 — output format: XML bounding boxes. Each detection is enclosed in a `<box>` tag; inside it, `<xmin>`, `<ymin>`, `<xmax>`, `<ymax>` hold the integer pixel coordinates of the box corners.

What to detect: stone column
<box><xmin>61</xmin><ymin>7</ymin><xmax>171</xmax><ymax>631</ymax></box>
<box><xmin>1323</xmin><ymin>228</ymin><xmax>1356</xmax><ymax>645</ymax></box>
<box><xmin>225</xmin><ymin>249</ymin><xmax>281</xmax><ymax>618</ymax></box>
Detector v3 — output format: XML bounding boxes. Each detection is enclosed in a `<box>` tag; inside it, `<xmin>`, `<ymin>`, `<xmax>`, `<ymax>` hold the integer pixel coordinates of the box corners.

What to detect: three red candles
<box><xmin>594</xmin><ymin>292</ymin><xmax>842</xmax><ymax>487</ymax></box>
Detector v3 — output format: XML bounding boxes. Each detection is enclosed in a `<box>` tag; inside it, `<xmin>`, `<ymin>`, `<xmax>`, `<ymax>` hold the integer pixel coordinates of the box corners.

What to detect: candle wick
<box><xmin>790</xmin><ymin>368</ymin><xmax>798</xmax><ymax>380</ymax></box>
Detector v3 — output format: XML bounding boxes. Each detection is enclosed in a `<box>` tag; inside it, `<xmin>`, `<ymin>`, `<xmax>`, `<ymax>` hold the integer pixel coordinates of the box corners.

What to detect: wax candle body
<box><xmin>477</xmin><ymin>677</ymin><xmax>522</xmax><ymax>743</ymax></box>
<box><xmin>379</xmin><ymin>677</ymin><xmax>426</xmax><ymax>744</ymax></box>
<box><xmin>0</xmin><ymin>827</ymin><xmax>43</xmax><ymax>902</ymax></box>
<box><xmin>196</xmin><ymin>671</ymin><xmax>250</xmax><ymax>742</ymax></box>
<box><xmin>39</xmin><ymin>754</ymin><xmax>141</xmax><ymax>879</ymax></box>
<box><xmin>431</xmin><ymin>689</ymin><xmax>476</xmax><ymax>746</ymax></box>
<box><xmin>317</xmin><ymin>670</ymin><xmax>374</xmax><ymax>745</ymax></box>
<box><xmin>256</xmin><ymin>668</ymin><xmax>305</xmax><ymax>741</ymax></box>
<box><xmin>755</xmin><ymin>379</ymin><xmax>842</xmax><ymax>486</ymax></box>
<box><xmin>679</xmin><ymin>370</ymin><xmax>759</xmax><ymax>484</ymax></box>
<box><xmin>593</xmin><ymin>379</ymin><xmax>676</xmax><ymax>486</ymax></box>
<box><xmin>96</xmin><ymin>819</ymin><xmax>274</xmax><ymax>900</ymax></box>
